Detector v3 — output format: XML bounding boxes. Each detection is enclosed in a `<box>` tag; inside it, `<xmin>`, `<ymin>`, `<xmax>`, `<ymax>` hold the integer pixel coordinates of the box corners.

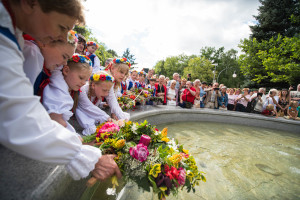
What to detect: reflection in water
<box><xmin>83</xmin><ymin>122</ymin><xmax>300</xmax><ymax>200</ymax></box>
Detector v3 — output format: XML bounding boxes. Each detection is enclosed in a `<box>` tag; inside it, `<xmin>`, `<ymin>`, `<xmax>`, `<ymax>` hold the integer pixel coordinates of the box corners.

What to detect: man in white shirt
<box><xmin>250</xmin><ymin>88</ymin><xmax>267</xmax><ymax>113</ymax></box>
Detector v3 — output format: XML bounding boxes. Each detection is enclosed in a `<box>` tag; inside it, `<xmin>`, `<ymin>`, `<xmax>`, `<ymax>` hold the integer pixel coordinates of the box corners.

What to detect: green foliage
<box><xmin>74</xmin><ymin>25</ymin><xmax>92</xmax><ymax>39</ymax></box>
<box><xmin>107</xmin><ymin>49</ymin><xmax>118</xmax><ymax>58</ymax></box>
<box><xmin>200</xmin><ymin>47</ymin><xmax>243</xmax><ymax>87</ymax></box>
<box><xmin>183</xmin><ymin>57</ymin><xmax>214</xmax><ymax>83</ymax></box>
<box><xmin>153</xmin><ymin>54</ymin><xmax>193</xmax><ymax>78</ymax></box>
<box><xmin>239</xmin><ymin>35</ymin><xmax>300</xmax><ymax>86</ymax></box>
<box><xmin>250</xmin><ymin>0</ymin><xmax>300</xmax><ymax>41</ymax></box>
<box><xmin>122</xmin><ymin>48</ymin><xmax>136</xmax><ymax>65</ymax></box>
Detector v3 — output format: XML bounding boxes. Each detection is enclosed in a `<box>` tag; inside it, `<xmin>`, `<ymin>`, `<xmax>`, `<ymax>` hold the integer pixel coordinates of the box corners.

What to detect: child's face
<box><xmin>150</xmin><ymin>80</ymin><xmax>155</xmax><ymax>86</ymax></box>
<box><xmin>131</xmin><ymin>72</ymin><xmax>138</xmax><ymax>81</ymax></box>
<box><xmin>93</xmin><ymin>81</ymin><xmax>113</xmax><ymax>98</ymax></box>
<box><xmin>23</xmin><ymin>3</ymin><xmax>76</xmax><ymax>44</ymax></box>
<box><xmin>139</xmin><ymin>76</ymin><xmax>145</xmax><ymax>82</ymax></box>
<box><xmin>111</xmin><ymin>67</ymin><xmax>126</xmax><ymax>83</ymax></box>
<box><xmin>76</xmin><ymin>41</ymin><xmax>85</xmax><ymax>53</ymax></box>
<box><xmin>63</xmin><ymin>66</ymin><xmax>91</xmax><ymax>91</ymax></box>
<box><xmin>87</xmin><ymin>45</ymin><xmax>97</xmax><ymax>54</ymax></box>
<box><xmin>43</xmin><ymin>43</ymin><xmax>75</xmax><ymax>71</ymax></box>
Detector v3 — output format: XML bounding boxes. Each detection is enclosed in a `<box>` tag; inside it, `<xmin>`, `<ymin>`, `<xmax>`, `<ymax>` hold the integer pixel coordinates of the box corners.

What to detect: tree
<box><xmin>200</xmin><ymin>47</ymin><xmax>243</xmax><ymax>87</ymax></box>
<box><xmin>74</xmin><ymin>25</ymin><xmax>92</xmax><ymax>39</ymax></box>
<box><xmin>107</xmin><ymin>49</ymin><xmax>118</xmax><ymax>58</ymax></box>
<box><xmin>239</xmin><ymin>35</ymin><xmax>300</xmax><ymax>87</ymax></box>
<box><xmin>250</xmin><ymin>0</ymin><xmax>300</xmax><ymax>42</ymax></box>
<box><xmin>200</xmin><ymin>46</ymin><xmax>225</xmax><ymax>64</ymax></box>
<box><xmin>122</xmin><ymin>48</ymin><xmax>136</xmax><ymax>65</ymax></box>
<box><xmin>183</xmin><ymin>57</ymin><xmax>214</xmax><ymax>83</ymax></box>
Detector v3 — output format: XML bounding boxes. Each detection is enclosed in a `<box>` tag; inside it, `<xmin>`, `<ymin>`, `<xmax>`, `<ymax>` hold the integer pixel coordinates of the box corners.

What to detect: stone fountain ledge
<box><xmin>129</xmin><ymin>105</ymin><xmax>300</xmax><ymax>134</ymax></box>
<box><xmin>0</xmin><ymin>106</ymin><xmax>299</xmax><ymax>200</ymax></box>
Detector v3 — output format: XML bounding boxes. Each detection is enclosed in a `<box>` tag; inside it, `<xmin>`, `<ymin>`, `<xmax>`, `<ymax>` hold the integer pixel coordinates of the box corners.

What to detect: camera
<box><xmin>257</xmin><ymin>92</ymin><xmax>263</xmax><ymax>97</ymax></box>
<box><xmin>214</xmin><ymin>88</ymin><xmax>219</xmax><ymax>90</ymax></box>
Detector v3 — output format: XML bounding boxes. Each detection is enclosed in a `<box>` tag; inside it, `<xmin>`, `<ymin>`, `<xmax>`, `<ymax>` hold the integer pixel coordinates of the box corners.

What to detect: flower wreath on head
<box><xmin>138</xmin><ymin>71</ymin><xmax>146</xmax><ymax>76</ymax></box>
<box><xmin>105</xmin><ymin>57</ymin><xmax>131</xmax><ymax>71</ymax></box>
<box><xmin>69</xmin><ymin>54</ymin><xmax>92</xmax><ymax>66</ymax></box>
<box><xmin>86</xmin><ymin>41</ymin><xmax>99</xmax><ymax>49</ymax></box>
<box><xmin>67</xmin><ymin>30</ymin><xmax>78</xmax><ymax>45</ymax></box>
<box><xmin>90</xmin><ymin>72</ymin><xmax>115</xmax><ymax>82</ymax></box>
<box><xmin>113</xmin><ymin>58</ymin><xmax>131</xmax><ymax>68</ymax></box>
<box><xmin>130</xmin><ymin>70</ymin><xmax>138</xmax><ymax>74</ymax></box>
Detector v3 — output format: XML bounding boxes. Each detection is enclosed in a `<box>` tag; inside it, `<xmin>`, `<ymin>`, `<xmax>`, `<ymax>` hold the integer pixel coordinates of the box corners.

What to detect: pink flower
<box><xmin>99</xmin><ymin>122</ymin><xmax>120</xmax><ymax>133</ymax></box>
<box><xmin>129</xmin><ymin>143</ymin><xmax>149</xmax><ymax>162</ymax></box>
<box><xmin>177</xmin><ymin>168</ymin><xmax>186</xmax><ymax>186</ymax></box>
<box><xmin>139</xmin><ymin>134</ymin><xmax>151</xmax><ymax>147</ymax></box>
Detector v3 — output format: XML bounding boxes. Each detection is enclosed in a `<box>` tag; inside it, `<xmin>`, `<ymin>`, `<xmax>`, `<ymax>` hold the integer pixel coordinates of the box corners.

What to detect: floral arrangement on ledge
<box><xmin>83</xmin><ymin>120</ymin><xmax>206</xmax><ymax>199</ymax></box>
<box><xmin>118</xmin><ymin>88</ymin><xmax>155</xmax><ymax>111</ymax></box>
<box><xmin>117</xmin><ymin>96</ymin><xmax>135</xmax><ymax>111</ymax></box>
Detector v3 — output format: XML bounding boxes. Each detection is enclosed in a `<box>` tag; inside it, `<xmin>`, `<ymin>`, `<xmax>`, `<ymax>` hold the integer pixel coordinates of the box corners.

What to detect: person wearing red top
<box><xmin>179</xmin><ymin>81</ymin><xmax>196</xmax><ymax>108</ymax></box>
<box><xmin>155</xmin><ymin>75</ymin><xmax>167</xmax><ymax>105</ymax></box>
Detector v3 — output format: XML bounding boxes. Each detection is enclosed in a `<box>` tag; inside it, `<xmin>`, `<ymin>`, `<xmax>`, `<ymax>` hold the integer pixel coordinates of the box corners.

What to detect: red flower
<box><xmin>164</xmin><ymin>165</ymin><xmax>179</xmax><ymax>180</ymax></box>
<box><xmin>100</xmin><ymin>74</ymin><xmax>106</xmax><ymax>81</ymax></box>
<box><xmin>130</xmin><ymin>95</ymin><xmax>136</xmax><ymax>100</ymax></box>
<box><xmin>123</xmin><ymin>58</ymin><xmax>127</xmax><ymax>61</ymax></box>
<box><xmin>73</xmin><ymin>55</ymin><xmax>80</xmax><ymax>63</ymax></box>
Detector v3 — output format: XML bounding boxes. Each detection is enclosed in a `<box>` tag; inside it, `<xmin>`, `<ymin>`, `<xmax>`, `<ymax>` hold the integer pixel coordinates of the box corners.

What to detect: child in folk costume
<box><xmin>126</xmin><ymin>70</ymin><xmax>139</xmax><ymax>90</ymax></box>
<box><xmin>42</xmin><ymin>54</ymin><xmax>92</xmax><ymax>133</ymax></box>
<box><xmin>85</xmin><ymin>41</ymin><xmax>102</xmax><ymax>73</ymax></box>
<box><xmin>23</xmin><ymin>30</ymin><xmax>77</xmax><ymax>94</ymax></box>
<box><xmin>138</xmin><ymin>71</ymin><xmax>146</xmax><ymax>89</ymax></box>
<box><xmin>76</xmin><ymin>71</ymin><xmax>114</xmax><ymax>135</ymax></box>
<box><xmin>105</xmin><ymin>58</ymin><xmax>131</xmax><ymax>120</ymax></box>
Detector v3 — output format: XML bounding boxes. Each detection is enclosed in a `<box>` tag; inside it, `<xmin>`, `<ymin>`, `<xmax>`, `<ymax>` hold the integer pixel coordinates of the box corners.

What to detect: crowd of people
<box><xmin>0</xmin><ymin>0</ymin><xmax>299</xmax><ymax>188</ymax></box>
<box><xmin>118</xmin><ymin>70</ymin><xmax>300</xmax><ymax>120</ymax></box>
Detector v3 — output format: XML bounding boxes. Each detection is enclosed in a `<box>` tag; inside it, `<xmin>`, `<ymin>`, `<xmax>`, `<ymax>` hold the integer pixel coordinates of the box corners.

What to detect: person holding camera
<box><xmin>204</xmin><ymin>83</ymin><xmax>221</xmax><ymax>109</ymax></box>
<box><xmin>179</xmin><ymin>81</ymin><xmax>196</xmax><ymax>108</ymax></box>
<box><xmin>250</xmin><ymin>88</ymin><xmax>267</xmax><ymax>114</ymax></box>
<box><xmin>263</xmin><ymin>88</ymin><xmax>280</xmax><ymax>111</ymax></box>
<box><xmin>235</xmin><ymin>88</ymin><xmax>251</xmax><ymax>112</ymax></box>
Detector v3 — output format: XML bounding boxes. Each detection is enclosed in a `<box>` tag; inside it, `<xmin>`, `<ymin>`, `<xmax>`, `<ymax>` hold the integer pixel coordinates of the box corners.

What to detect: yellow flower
<box><xmin>161</xmin><ymin>137</ymin><xmax>170</xmax><ymax>142</ymax></box>
<box><xmin>111</xmin><ymin>175</ymin><xmax>119</xmax><ymax>188</ymax></box>
<box><xmin>93</xmin><ymin>74</ymin><xmax>100</xmax><ymax>81</ymax></box>
<box><xmin>169</xmin><ymin>154</ymin><xmax>182</xmax><ymax>165</ymax></box>
<box><xmin>120</xmin><ymin>58</ymin><xmax>124</xmax><ymax>62</ymax></box>
<box><xmin>96</xmin><ymin>137</ymin><xmax>100</xmax><ymax>142</ymax></box>
<box><xmin>161</xmin><ymin>127</ymin><xmax>168</xmax><ymax>137</ymax></box>
<box><xmin>149</xmin><ymin>164</ymin><xmax>161</xmax><ymax>178</ymax></box>
<box><xmin>182</xmin><ymin>149</ymin><xmax>189</xmax><ymax>154</ymax></box>
<box><xmin>114</xmin><ymin>139</ymin><xmax>125</xmax><ymax>149</ymax></box>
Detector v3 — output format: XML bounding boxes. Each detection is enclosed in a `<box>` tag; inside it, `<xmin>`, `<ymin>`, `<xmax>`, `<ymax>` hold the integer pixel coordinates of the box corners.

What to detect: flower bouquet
<box><xmin>83</xmin><ymin>120</ymin><xmax>206</xmax><ymax>199</ymax></box>
<box><xmin>117</xmin><ymin>96</ymin><xmax>135</xmax><ymax>111</ymax></box>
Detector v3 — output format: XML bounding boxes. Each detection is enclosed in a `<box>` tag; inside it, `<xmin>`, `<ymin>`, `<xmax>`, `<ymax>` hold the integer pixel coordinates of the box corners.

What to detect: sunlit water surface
<box><xmin>84</xmin><ymin>122</ymin><xmax>300</xmax><ymax>200</ymax></box>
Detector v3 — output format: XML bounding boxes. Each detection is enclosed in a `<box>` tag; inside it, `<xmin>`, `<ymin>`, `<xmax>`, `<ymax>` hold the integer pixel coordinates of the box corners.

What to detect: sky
<box><xmin>83</xmin><ymin>0</ymin><xmax>260</xmax><ymax>70</ymax></box>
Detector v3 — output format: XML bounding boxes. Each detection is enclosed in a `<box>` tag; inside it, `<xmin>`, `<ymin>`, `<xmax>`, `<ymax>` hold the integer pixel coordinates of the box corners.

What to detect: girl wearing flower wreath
<box><xmin>42</xmin><ymin>54</ymin><xmax>92</xmax><ymax>133</ymax></box>
<box><xmin>85</xmin><ymin>41</ymin><xmax>103</xmax><ymax>73</ymax></box>
<box><xmin>105</xmin><ymin>58</ymin><xmax>131</xmax><ymax>120</ymax></box>
<box><xmin>23</xmin><ymin>30</ymin><xmax>78</xmax><ymax>96</ymax></box>
<box><xmin>75</xmin><ymin>71</ymin><xmax>115</xmax><ymax>135</ymax></box>
<box><xmin>126</xmin><ymin>70</ymin><xmax>140</xmax><ymax>90</ymax></box>
<box><xmin>138</xmin><ymin>71</ymin><xmax>146</xmax><ymax>89</ymax></box>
